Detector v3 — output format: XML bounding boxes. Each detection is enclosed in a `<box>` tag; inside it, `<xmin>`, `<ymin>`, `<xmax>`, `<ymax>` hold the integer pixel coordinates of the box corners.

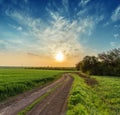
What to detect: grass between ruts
<box><xmin>17</xmin><ymin>92</ymin><xmax>49</xmax><ymax>115</ymax></box>
<box><xmin>0</xmin><ymin>68</ymin><xmax>67</xmax><ymax>101</ymax></box>
<box><xmin>17</xmin><ymin>79</ymin><xmax>65</xmax><ymax>115</ymax></box>
<box><xmin>67</xmin><ymin>74</ymin><xmax>110</xmax><ymax>115</ymax></box>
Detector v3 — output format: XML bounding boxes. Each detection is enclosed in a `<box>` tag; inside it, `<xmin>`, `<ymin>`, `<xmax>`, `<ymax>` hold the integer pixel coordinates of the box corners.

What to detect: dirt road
<box><xmin>0</xmin><ymin>74</ymin><xmax>73</xmax><ymax>115</ymax></box>
<box><xmin>27</xmin><ymin>74</ymin><xmax>73</xmax><ymax>115</ymax></box>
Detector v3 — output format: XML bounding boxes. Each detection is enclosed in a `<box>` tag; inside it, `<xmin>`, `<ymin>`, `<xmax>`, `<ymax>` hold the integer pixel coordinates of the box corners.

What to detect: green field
<box><xmin>0</xmin><ymin>68</ymin><xmax>65</xmax><ymax>101</ymax></box>
<box><xmin>67</xmin><ymin>74</ymin><xmax>120</xmax><ymax>115</ymax></box>
<box><xmin>0</xmin><ymin>68</ymin><xmax>120</xmax><ymax>115</ymax></box>
<box><xmin>92</xmin><ymin>75</ymin><xmax>120</xmax><ymax>115</ymax></box>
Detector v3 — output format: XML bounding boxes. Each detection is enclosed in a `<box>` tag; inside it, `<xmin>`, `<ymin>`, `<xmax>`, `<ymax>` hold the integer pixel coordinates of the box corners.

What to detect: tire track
<box><xmin>0</xmin><ymin>75</ymin><xmax>67</xmax><ymax>115</ymax></box>
<box><xmin>27</xmin><ymin>74</ymin><xmax>73</xmax><ymax>115</ymax></box>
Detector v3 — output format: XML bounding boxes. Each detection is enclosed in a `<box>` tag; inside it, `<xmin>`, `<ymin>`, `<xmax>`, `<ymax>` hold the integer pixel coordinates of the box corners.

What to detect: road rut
<box><xmin>27</xmin><ymin>74</ymin><xmax>73</xmax><ymax>115</ymax></box>
<box><xmin>0</xmin><ymin>75</ymin><xmax>69</xmax><ymax>115</ymax></box>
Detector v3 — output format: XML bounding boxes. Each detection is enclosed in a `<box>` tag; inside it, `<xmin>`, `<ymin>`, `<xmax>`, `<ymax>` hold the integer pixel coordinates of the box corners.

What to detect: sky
<box><xmin>0</xmin><ymin>0</ymin><xmax>120</xmax><ymax>67</ymax></box>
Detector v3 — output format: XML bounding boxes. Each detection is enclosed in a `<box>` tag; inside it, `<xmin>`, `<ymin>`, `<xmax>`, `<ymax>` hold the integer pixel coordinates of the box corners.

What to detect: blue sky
<box><xmin>0</xmin><ymin>0</ymin><xmax>120</xmax><ymax>66</ymax></box>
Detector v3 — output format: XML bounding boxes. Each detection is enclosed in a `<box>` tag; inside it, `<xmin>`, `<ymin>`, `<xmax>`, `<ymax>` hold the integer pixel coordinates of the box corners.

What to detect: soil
<box><xmin>0</xmin><ymin>74</ymin><xmax>73</xmax><ymax>115</ymax></box>
<box><xmin>27</xmin><ymin>74</ymin><xmax>73</xmax><ymax>115</ymax></box>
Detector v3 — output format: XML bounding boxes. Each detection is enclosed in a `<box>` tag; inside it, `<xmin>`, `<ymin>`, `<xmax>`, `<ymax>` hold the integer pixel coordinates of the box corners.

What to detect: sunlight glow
<box><xmin>55</xmin><ymin>51</ymin><xmax>64</xmax><ymax>62</ymax></box>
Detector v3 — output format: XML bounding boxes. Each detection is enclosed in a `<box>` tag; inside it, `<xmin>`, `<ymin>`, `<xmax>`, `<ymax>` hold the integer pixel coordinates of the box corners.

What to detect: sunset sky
<box><xmin>0</xmin><ymin>0</ymin><xmax>120</xmax><ymax>67</ymax></box>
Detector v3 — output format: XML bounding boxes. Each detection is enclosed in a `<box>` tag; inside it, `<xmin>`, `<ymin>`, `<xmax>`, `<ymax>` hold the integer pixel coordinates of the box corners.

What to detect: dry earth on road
<box><xmin>0</xmin><ymin>74</ymin><xmax>73</xmax><ymax>115</ymax></box>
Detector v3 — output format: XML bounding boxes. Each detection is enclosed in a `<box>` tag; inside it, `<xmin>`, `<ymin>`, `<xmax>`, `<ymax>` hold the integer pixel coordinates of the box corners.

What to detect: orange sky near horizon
<box><xmin>0</xmin><ymin>53</ymin><xmax>81</xmax><ymax>67</ymax></box>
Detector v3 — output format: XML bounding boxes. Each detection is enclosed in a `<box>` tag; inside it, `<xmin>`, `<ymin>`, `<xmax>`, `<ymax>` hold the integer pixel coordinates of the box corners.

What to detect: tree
<box><xmin>76</xmin><ymin>62</ymin><xmax>81</xmax><ymax>70</ymax></box>
<box><xmin>98</xmin><ymin>48</ymin><xmax>120</xmax><ymax>75</ymax></box>
<box><xmin>76</xmin><ymin>56</ymin><xmax>99</xmax><ymax>75</ymax></box>
<box><xmin>76</xmin><ymin>48</ymin><xmax>120</xmax><ymax>76</ymax></box>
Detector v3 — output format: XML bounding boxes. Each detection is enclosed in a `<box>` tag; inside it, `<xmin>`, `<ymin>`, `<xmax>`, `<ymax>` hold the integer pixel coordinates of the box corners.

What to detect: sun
<box><xmin>55</xmin><ymin>51</ymin><xmax>64</xmax><ymax>62</ymax></box>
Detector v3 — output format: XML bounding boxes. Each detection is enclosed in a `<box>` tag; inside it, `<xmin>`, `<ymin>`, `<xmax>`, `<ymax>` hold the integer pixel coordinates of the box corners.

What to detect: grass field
<box><xmin>0</xmin><ymin>68</ymin><xmax>65</xmax><ymax>101</ymax></box>
<box><xmin>92</xmin><ymin>75</ymin><xmax>120</xmax><ymax>115</ymax></box>
<box><xmin>0</xmin><ymin>68</ymin><xmax>120</xmax><ymax>115</ymax></box>
<box><xmin>67</xmin><ymin>74</ymin><xmax>120</xmax><ymax>115</ymax></box>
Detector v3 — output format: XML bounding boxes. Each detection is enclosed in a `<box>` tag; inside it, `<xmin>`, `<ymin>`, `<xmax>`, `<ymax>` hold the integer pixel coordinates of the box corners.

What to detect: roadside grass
<box><xmin>67</xmin><ymin>74</ymin><xmax>110</xmax><ymax>115</ymax></box>
<box><xmin>92</xmin><ymin>75</ymin><xmax>120</xmax><ymax>115</ymax></box>
<box><xmin>0</xmin><ymin>68</ymin><xmax>66</xmax><ymax>101</ymax></box>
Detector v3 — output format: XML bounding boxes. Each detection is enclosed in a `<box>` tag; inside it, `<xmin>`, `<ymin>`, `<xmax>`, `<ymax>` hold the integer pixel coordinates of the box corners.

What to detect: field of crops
<box><xmin>92</xmin><ymin>75</ymin><xmax>120</xmax><ymax>115</ymax></box>
<box><xmin>0</xmin><ymin>68</ymin><xmax>120</xmax><ymax>115</ymax></box>
<box><xmin>67</xmin><ymin>74</ymin><xmax>120</xmax><ymax>115</ymax></box>
<box><xmin>0</xmin><ymin>68</ymin><xmax>65</xmax><ymax>101</ymax></box>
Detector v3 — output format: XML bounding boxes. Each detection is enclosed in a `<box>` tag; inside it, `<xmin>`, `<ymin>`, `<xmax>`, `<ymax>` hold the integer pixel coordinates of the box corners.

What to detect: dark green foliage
<box><xmin>76</xmin><ymin>48</ymin><xmax>120</xmax><ymax>76</ymax></box>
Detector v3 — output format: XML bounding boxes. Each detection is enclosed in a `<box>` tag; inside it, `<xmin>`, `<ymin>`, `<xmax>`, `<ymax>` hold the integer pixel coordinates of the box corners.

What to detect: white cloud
<box><xmin>114</xmin><ymin>24</ymin><xmax>120</xmax><ymax>28</ymax></box>
<box><xmin>8</xmin><ymin>24</ymin><xmax>22</xmax><ymax>31</ymax></box>
<box><xmin>79</xmin><ymin>0</ymin><xmax>91</xmax><ymax>7</ymax></box>
<box><xmin>110</xmin><ymin>41</ymin><xmax>120</xmax><ymax>48</ymax></box>
<box><xmin>0</xmin><ymin>39</ymin><xmax>24</xmax><ymax>52</ymax></box>
<box><xmin>103</xmin><ymin>22</ymin><xmax>110</xmax><ymax>27</ymax></box>
<box><xmin>6</xmin><ymin>9</ymin><xmax>23</xmax><ymax>21</ymax></box>
<box><xmin>17</xmin><ymin>26</ymin><xmax>22</xmax><ymax>31</ymax></box>
<box><xmin>62</xmin><ymin>0</ymin><xmax>69</xmax><ymax>13</ymax></box>
<box><xmin>111</xmin><ymin>5</ymin><xmax>120</xmax><ymax>21</ymax></box>
<box><xmin>110</xmin><ymin>42</ymin><xmax>117</xmax><ymax>47</ymax></box>
<box><xmin>0</xmin><ymin>40</ymin><xmax>6</xmax><ymax>44</ymax></box>
<box><xmin>5</xmin><ymin>8</ymin><xmax>99</xmax><ymax>59</ymax></box>
<box><xmin>30</xmin><ymin>13</ymin><xmax>98</xmax><ymax>58</ymax></box>
<box><xmin>77</xmin><ymin>8</ymin><xmax>87</xmax><ymax>17</ymax></box>
<box><xmin>114</xmin><ymin>33</ymin><xmax>119</xmax><ymax>39</ymax></box>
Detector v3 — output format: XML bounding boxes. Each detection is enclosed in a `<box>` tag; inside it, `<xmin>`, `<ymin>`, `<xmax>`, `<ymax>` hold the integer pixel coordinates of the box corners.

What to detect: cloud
<box><xmin>114</xmin><ymin>33</ymin><xmax>119</xmax><ymax>38</ymax></box>
<box><xmin>36</xmin><ymin>12</ymin><xmax>97</xmax><ymax>57</ymax></box>
<box><xmin>77</xmin><ymin>8</ymin><xmax>87</xmax><ymax>16</ymax></box>
<box><xmin>62</xmin><ymin>0</ymin><xmax>69</xmax><ymax>13</ymax></box>
<box><xmin>110</xmin><ymin>40</ymin><xmax>120</xmax><ymax>48</ymax></box>
<box><xmin>5</xmin><ymin>5</ymin><xmax>101</xmax><ymax>60</ymax></box>
<box><xmin>103</xmin><ymin>22</ymin><xmax>110</xmax><ymax>27</ymax></box>
<box><xmin>0</xmin><ymin>40</ymin><xmax>7</xmax><ymax>50</ymax></box>
<box><xmin>79</xmin><ymin>0</ymin><xmax>91</xmax><ymax>7</ymax></box>
<box><xmin>6</xmin><ymin>9</ymin><xmax>24</xmax><ymax>21</ymax></box>
<box><xmin>8</xmin><ymin>24</ymin><xmax>23</xmax><ymax>31</ymax></box>
<box><xmin>111</xmin><ymin>5</ymin><xmax>120</xmax><ymax>21</ymax></box>
<box><xmin>0</xmin><ymin>38</ymin><xmax>26</xmax><ymax>52</ymax></box>
<box><xmin>27</xmin><ymin>53</ymin><xmax>40</xmax><ymax>57</ymax></box>
<box><xmin>17</xmin><ymin>26</ymin><xmax>22</xmax><ymax>31</ymax></box>
<box><xmin>110</xmin><ymin>42</ymin><xmax>116</xmax><ymax>47</ymax></box>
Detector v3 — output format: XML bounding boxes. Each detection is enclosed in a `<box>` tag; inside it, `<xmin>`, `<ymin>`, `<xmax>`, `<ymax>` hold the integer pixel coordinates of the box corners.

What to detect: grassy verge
<box><xmin>67</xmin><ymin>74</ymin><xmax>109</xmax><ymax>115</ymax></box>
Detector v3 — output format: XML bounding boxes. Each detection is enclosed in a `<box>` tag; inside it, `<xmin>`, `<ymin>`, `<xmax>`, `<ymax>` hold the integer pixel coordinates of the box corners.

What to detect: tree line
<box><xmin>76</xmin><ymin>48</ymin><xmax>120</xmax><ymax>76</ymax></box>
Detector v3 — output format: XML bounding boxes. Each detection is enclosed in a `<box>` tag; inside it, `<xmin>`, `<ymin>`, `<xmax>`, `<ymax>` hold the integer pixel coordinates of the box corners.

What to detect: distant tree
<box><xmin>76</xmin><ymin>62</ymin><xmax>81</xmax><ymax>70</ymax></box>
<box><xmin>76</xmin><ymin>48</ymin><xmax>120</xmax><ymax>76</ymax></box>
<box><xmin>76</xmin><ymin>56</ymin><xmax>99</xmax><ymax>75</ymax></box>
<box><xmin>98</xmin><ymin>48</ymin><xmax>120</xmax><ymax>75</ymax></box>
<box><xmin>99</xmin><ymin>48</ymin><xmax>120</xmax><ymax>63</ymax></box>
